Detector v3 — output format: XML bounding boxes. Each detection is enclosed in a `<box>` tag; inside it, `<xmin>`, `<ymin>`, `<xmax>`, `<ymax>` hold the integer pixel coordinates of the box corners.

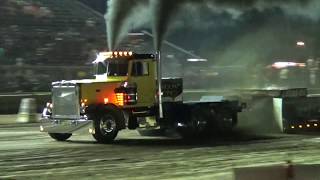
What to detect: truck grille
<box><xmin>52</xmin><ymin>85</ymin><xmax>80</xmax><ymax>119</ymax></box>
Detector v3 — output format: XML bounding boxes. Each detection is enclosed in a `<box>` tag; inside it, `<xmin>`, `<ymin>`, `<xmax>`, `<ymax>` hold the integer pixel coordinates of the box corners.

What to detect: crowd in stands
<box><xmin>0</xmin><ymin>0</ymin><xmax>107</xmax><ymax>65</ymax></box>
<box><xmin>0</xmin><ymin>0</ymin><xmax>107</xmax><ymax>92</ymax></box>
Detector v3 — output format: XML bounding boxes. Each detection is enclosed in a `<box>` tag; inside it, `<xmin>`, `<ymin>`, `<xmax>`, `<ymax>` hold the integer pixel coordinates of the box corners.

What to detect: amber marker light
<box><xmin>104</xmin><ymin>98</ymin><xmax>109</xmax><ymax>104</ymax></box>
<box><xmin>116</xmin><ymin>93</ymin><xmax>124</xmax><ymax>106</ymax></box>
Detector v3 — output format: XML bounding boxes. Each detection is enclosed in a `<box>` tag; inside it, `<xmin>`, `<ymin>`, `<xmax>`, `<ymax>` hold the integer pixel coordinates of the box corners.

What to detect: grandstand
<box><xmin>0</xmin><ymin>0</ymin><xmax>109</xmax><ymax>92</ymax></box>
<box><xmin>0</xmin><ymin>0</ymin><xmax>107</xmax><ymax>65</ymax></box>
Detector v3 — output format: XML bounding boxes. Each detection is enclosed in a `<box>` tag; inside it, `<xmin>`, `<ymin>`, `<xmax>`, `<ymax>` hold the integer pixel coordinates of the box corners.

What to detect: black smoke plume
<box><xmin>150</xmin><ymin>0</ymin><xmax>182</xmax><ymax>51</ymax></box>
<box><xmin>149</xmin><ymin>0</ymin><xmax>319</xmax><ymax>50</ymax></box>
<box><xmin>106</xmin><ymin>0</ymin><xmax>319</xmax><ymax>51</ymax></box>
<box><xmin>106</xmin><ymin>0</ymin><xmax>147</xmax><ymax>50</ymax></box>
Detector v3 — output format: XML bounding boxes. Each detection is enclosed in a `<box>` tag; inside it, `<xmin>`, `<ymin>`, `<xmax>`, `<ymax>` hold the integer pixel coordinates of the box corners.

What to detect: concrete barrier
<box><xmin>238</xmin><ymin>97</ymin><xmax>282</xmax><ymax>133</ymax></box>
<box><xmin>0</xmin><ymin>93</ymin><xmax>50</xmax><ymax>114</ymax></box>
<box><xmin>234</xmin><ymin>163</ymin><xmax>320</xmax><ymax>180</ymax></box>
<box><xmin>16</xmin><ymin>98</ymin><xmax>38</xmax><ymax>123</ymax></box>
<box><xmin>273</xmin><ymin>98</ymin><xmax>283</xmax><ymax>132</ymax></box>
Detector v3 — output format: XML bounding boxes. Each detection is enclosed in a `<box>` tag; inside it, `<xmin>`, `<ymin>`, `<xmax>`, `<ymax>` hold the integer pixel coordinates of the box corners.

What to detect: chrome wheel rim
<box><xmin>100</xmin><ymin>115</ymin><xmax>116</xmax><ymax>134</ymax></box>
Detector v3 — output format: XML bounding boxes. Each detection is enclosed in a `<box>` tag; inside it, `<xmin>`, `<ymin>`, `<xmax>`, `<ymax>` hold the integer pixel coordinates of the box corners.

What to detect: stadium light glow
<box><xmin>297</xmin><ymin>41</ymin><xmax>305</xmax><ymax>46</ymax></box>
<box><xmin>271</xmin><ymin>61</ymin><xmax>306</xmax><ymax>69</ymax></box>
<box><xmin>187</xmin><ymin>58</ymin><xmax>208</xmax><ymax>62</ymax></box>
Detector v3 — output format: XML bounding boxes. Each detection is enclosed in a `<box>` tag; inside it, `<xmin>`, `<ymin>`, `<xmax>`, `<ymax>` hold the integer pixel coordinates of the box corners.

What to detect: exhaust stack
<box><xmin>156</xmin><ymin>51</ymin><xmax>163</xmax><ymax>119</ymax></box>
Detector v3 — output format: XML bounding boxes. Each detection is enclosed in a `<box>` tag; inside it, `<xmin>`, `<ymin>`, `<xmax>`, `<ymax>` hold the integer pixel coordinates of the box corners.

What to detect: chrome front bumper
<box><xmin>40</xmin><ymin>116</ymin><xmax>92</xmax><ymax>133</ymax></box>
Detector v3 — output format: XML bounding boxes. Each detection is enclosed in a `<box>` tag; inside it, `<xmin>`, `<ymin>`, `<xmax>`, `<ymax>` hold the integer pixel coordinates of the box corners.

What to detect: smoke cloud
<box><xmin>149</xmin><ymin>0</ymin><xmax>320</xmax><ymax>50</ymax></box>
<box><xmin>106</xmin><ymin>0</ymin><xmax>148</xmax><ymax>50</ymax></box>
<box><xmin>105</xmin><ymin>0</ymin><xmax>320</xmax><ymax>52</ymax></box>
<box><xmin>149</xmin><ymin>0</ymin><xmax>181</xmax><ymax>51</ymax></box>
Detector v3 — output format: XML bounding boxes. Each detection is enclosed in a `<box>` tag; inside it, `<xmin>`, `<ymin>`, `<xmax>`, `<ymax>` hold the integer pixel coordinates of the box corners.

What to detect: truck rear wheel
<box><xmin>49</xmin><ymin>133</ymin><xmax>72</xmax><ymax>141</ymax></box>
<box><xmin>92</xmin><ymin>107</ymin><xmax>123</xmax><ymax>143</ymax></box>
<box><xmin>216</xmin><ymin>112</ymin><xmax>237</xmax><ymax>133</ymax></box>
<box><xmin>178</xmin><ymin>107</ymin><xmax>210</xmax><ymax>139</ymax></box>
<box><xmin>178</xmin><ymin>107</ymin><xmax>238</xmax><ymax>139</ymax></box>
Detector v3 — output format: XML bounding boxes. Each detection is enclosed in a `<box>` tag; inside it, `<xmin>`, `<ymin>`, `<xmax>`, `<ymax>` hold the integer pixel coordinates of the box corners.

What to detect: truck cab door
<box><xmin>128</xmin><ymin>60</ymin><xmax>156</xmax><ymax>107</ymax></box>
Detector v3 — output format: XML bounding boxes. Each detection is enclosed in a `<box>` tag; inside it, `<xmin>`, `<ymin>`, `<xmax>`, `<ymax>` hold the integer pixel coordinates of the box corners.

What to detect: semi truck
<box><xmin>40</xmin><ymin>51</ymin><xmax>244</xmax><ymax>143</ymax></box>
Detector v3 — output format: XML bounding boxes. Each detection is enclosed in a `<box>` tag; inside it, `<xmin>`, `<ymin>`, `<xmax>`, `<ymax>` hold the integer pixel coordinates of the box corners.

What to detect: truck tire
<box><xmin>178</xmin><ymin>107</ymin><xmax>210</xmax><ymax>139</ymax></box>
<box><xmin>231</xmin><ymin>113</ymin><xmax>238</xmax><ymax>128</ymax></box>
<box><xmin>92</xmin><ymin>106</ymin><xmax>123</xmax><ymax>143</ymax></box>
<box><xmin>178</xmin><ymin>107</ymin><xmax>238</xmax><ymax>139</ymax></box>
<box><xmin>208</xmin><ymin>111</ymin><xmax>237</xmax><ymax>136</ymax></box>
<box><xmin>49</xmin><ymin>133</ymin><xmax>72</xmax><ymax>141</ymax></box>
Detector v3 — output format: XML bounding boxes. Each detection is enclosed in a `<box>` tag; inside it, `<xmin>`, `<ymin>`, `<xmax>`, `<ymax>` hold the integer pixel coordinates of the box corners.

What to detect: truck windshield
<box><xmin>94</xmin><ymin>59</ymin><xmax>128</xmax><ymax>76</ymax></box>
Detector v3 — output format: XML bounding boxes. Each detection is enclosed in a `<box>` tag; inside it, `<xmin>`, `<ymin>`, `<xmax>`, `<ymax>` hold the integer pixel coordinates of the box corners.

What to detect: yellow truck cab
<box><xmin>81</xmin><ymin>51</ymin><xmax>157</xmax><ymax>108</ymax></box>
<box><xmin>41</xmin><ymin>51</ymin><xmax>243</xmax><ymax>143</ymax></box>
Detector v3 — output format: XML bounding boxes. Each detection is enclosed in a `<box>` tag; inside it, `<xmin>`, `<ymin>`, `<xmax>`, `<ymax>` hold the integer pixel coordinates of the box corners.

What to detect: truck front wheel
<box><xmin>92</xmin><ymin>107</ymin><xmax>123</xmax><ymax>143</ymax></box>
<box><xmin>49</xmin><ymin>133</ymin><xmax>72</xmax><ymax>141</ymax></box>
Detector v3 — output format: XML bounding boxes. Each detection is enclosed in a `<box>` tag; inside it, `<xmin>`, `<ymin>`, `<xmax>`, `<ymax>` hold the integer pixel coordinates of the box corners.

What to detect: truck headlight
<box><xmin>80</xmin><ymin>99</ymin><xmax>87</xmax><ymax>114</ymax></box>
<box><xmin>42</xmin><ymin>102</ymin><xmax>53</xmax><ymax>117</ymax></box>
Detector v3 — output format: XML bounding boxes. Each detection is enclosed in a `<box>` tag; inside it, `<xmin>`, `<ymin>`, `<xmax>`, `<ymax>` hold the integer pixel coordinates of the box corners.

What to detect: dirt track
<box><xmin>0</xmin><ymin>123</ymin><xmax>320</xmax><ymax>179</ymax></box>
